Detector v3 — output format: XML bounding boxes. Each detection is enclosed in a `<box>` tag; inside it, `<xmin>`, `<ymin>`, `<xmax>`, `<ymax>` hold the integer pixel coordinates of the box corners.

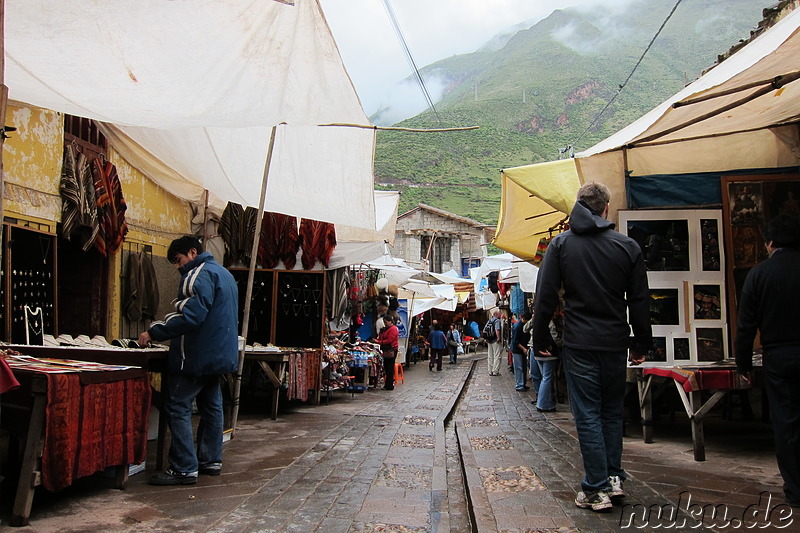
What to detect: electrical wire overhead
<box><xmin>381</xmin><ymin>0</ymin><xmax>442</xmax><ymax>124</ymax></box>
<box><xmin>566</xmin><ymin>0</ymin><xmax>684</xmax><ymax>154</ymax></box>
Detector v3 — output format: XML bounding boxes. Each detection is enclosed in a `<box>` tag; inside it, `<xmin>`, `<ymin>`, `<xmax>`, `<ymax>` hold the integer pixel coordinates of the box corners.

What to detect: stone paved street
<box><xmin>1</xmin><ymin>350</ymin><xmax>789</xmax><ymax>532</ymax></box>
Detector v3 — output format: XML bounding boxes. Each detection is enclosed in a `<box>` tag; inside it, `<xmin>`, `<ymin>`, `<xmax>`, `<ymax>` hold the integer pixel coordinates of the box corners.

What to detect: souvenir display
<box><xmin>619</xmin><ymin>209</ymin><xmax>725</xmax><ymax>365</ymax></box>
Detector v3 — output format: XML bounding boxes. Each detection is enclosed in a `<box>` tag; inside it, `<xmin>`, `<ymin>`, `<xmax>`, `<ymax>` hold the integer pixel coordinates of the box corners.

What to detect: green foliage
<box><xmin>374</xmin><ymin>0</ymin><xmax>762</xmax><ymax>226</ymax></box>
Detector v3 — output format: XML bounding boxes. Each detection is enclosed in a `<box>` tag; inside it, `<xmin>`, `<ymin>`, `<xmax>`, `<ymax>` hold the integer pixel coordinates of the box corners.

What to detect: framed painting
<box><xmin>722</xmin><ymin>174</ymin><xmax>800</xmax><ymax>341</ymax></box>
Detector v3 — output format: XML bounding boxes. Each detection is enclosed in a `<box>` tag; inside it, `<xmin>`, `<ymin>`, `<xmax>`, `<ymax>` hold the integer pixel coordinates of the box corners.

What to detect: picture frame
<box><xmin>692</xmin><ymin>284</ymin><xmax>723</xmax><ymax>321</ymax></box>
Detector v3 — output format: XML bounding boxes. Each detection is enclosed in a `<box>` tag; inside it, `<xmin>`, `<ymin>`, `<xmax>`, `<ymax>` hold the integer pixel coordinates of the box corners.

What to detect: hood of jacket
<box><xmin>569</xmin><ymin>201</ymin><xmax>615</xmax><ymax>235</ymax></box>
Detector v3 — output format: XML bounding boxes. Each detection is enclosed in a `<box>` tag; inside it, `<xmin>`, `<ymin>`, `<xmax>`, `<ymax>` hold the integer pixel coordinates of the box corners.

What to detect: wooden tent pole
<box><xmin>230</xmin><ymin>125</ymin><xmax>277</xmax><ymax>437</ymax></box>
<box><xmin>0</xmin><ymin>0</ymin><xmax>7</xmax><ymax>270</ymax></box>
<box><xmin>202</xmin><ymin>189</ymin><xmax>210</xmax><ymax>245</ymax></box>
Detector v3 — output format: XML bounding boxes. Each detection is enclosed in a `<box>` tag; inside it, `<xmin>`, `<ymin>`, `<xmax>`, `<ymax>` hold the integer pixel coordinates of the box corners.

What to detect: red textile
<box><xmin>299</xmin><ymin>219</ymin><xmax>336</xmax><ymax>270</ymax></box>
<box><xmin>258</xmin><ymin>212</ymin><xmax>300</xmax><ymax>269</ymax></box>
<box><xmin>0</xmin><ymin>358</ymin><xmax>20</xmax><ymax>393</ymax></box>
<box><xmin>643</xmin><ymin>366</ymin><xmax>749</xmax><ymax>393</ymax></box>
<box><xmin>92</xmin><ymin>159</ymin><xmax>128</xmax><ymax>256</ymax></box>
<box><xmin>42</xmin><ymin>371</ymin><xmax>151</xmax><ymax>491</ymax></box>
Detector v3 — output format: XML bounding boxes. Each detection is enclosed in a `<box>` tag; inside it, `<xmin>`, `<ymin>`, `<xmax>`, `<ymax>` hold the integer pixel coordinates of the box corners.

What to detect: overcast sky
<box><xmin>319</xmin><ymin>0</ymin><xmax>638</xmax><ymax>123</ymax></box>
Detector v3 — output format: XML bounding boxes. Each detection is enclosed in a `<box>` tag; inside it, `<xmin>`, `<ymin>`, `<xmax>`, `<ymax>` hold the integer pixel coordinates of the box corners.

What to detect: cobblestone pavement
<box><xmin>1</xmin><ymin>352</ymin><xmax>789</xmax><ymax>532</ymax></box>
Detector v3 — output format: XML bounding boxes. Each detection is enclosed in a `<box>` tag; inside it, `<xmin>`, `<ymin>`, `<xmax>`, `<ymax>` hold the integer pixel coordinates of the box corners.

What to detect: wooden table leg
<box><xmin>10</xmin><ymin>378</ymin><xmax>46</xmax><ymax>527</ymax></box>
<box><xmin>638</xmin><ymin>374</ymin><xmax>653</xmax><ymax>444</ymax></box>
<box><xmin>689</xmin><ymin>390</ymin><xmax>705</xmax><ymax>461</ymax></box>
<box><xmin>258</xmin><ymin>361</ymin><xmax>283</xmax><ymax>420</ymax></box>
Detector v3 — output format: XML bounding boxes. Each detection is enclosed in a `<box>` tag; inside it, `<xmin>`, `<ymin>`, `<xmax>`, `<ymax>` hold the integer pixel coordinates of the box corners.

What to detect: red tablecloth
<box><xmin>643</xmin><ymin>366</ymin><xmax>749</xmax><ymax>393</ymax></box>
<box><xmin>4</xmin><ymin>367</ymin><xmax>151</xmax><ymax>492</ymax></box>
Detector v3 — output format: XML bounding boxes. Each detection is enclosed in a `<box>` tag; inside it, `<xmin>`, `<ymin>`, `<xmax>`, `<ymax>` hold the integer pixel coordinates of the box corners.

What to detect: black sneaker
<box><xmin>149</xmin><ymin>467</ymin><xmax>198</xmax><ymax>485</ymax></box>
<box><xmin>199</xmin><ymin>463</ymin><xmax>222</xmax><ymax>476</ymax></box>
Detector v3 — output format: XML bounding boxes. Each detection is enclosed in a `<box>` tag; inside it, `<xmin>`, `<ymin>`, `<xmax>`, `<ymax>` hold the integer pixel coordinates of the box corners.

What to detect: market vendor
<box><xmin>138</xmin><ymin>236</ymin><xmax>239</xmax><ymax>485</ymax></box>
<box><xmin>376</xmin><ymin>315</ymin><xmax>399</xmax><ymax>391</ymax></box>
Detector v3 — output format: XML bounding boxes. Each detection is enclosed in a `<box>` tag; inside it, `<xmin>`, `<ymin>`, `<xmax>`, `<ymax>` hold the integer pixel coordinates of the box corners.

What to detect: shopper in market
<box><xmin>447</xmin><ymin>323</ymin><xmax>462</xmax><ymax>364</ymax></box>
<box><xmin>138</xmin><ymin>236</ymin><xmax>239</xmax><ymax>486</ymax></box>
<box><xmin>533</xmin><ymin>182</ymin><xmax>651</xmax><ymax>512</ymax></box>
<box><xmin>376</xmin><ymin>315</ymin><xmax>399</xmax><ymax>390</ymax></box>
<box><xmin>511</xmin><ymin>312</ymin><xmax>531</xmax><ymax>391</ymax></box>
<box><xmin>734</xmin><ymin>213</ymin><xmax>800</xmax><ymax>508</ymax></box>
<box><xmin>485</xmin><ymin>308</ymin><xmax>503</xmax><ymax>376</ymax></box>
<box><xmin>428</xmin><ymin>322</ymin><xmax>447</xmax><ymax>371</ymax></box>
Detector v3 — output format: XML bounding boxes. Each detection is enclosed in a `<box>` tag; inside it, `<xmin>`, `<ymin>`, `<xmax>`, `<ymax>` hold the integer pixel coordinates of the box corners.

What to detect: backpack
<box><xmin>482</xmin><ymin>320</ymin><xmax>497</xmax><ymax>342</ymax></box>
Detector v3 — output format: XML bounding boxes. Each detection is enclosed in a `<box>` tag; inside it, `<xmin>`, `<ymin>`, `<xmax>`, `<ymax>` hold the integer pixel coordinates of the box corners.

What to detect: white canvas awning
<box><xmin>6</xmin><ymin>0</ymin><xmax>378</xmax><ymax>229</ymax></box>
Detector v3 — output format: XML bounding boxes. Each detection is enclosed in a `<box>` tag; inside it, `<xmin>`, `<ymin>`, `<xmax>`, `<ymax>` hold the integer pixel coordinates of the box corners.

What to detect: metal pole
<box><xmin>230</xmin><ymin>125</ymin><xmax>277</xmax><ymax>436</ymax></box>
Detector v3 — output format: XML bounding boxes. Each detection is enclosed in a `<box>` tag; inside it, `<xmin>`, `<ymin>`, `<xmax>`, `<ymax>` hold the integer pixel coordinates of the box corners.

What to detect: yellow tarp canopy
<box><xmin>493</xmin><ymin>159</ymin><xmax>583</xmax><ymax>260</ymax></box>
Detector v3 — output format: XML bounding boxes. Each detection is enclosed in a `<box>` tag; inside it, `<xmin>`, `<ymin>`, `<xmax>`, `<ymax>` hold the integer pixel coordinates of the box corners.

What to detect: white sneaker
<box><xmin>608</xmin><ymin>475</ymin><xmax>625</xmax><ymax>499</ymax></box>
<box><xmin>575</xmin><ymin>490</ymin><xmax>612</xmax><ymax>511</ymax></box>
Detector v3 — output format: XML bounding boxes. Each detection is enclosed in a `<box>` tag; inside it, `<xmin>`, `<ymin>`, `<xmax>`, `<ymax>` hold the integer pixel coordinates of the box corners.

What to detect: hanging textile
<box><xmin>123</xmin><ymin>251</ymin><xmax>143</xmax><ymax>321</ymax></box>
<box><xmin>125</xmin><ymin>250</ymin><xmax>160</xmax><ymax>321</ymax></box>
<box><xmin>219</xmin><ymin>202</ymin><xmax>242</xmax><ymax>266</ymax></box>
<box><xmin>139</xmin><ymin>251</ymin><xmax>159</xmax><ymax>319</ymax></box>
<box><xmin>92</xmin><ymin>158</ymin><xmax>128</xmax><ymax>256</ymax></box>
<box><xmin>326</xmin><ymin>267</ymin><xmax>350</xmax><ymax>331</ymax></box>
<box><xmin>258</xmin><ymin>212</ymin><xmax>300</xmax><ymax>269</ymax></box>
<box><xmin>299</xmin><ymin>219</ymin><xmax>337</xmax><ymax>270</ymax></box>
<box><xmin>218</xmin><ymin>203</ymin><xmax>258</xmax><ymax>267</ymax></box>
<box><xmin>60</xmin><ymin>144</ymin><xmax>99</xmax><ymax>251</ymax></box>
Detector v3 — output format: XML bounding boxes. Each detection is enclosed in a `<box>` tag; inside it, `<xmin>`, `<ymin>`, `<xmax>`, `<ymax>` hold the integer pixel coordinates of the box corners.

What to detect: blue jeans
<box><xmin>563</xmin><ymin>347</ymin><xmax>627</xmax><ymax>495</ymax></box>
<box><xmin>529</xmin><ymin>348</ymin><xmax>542</xmax><ymax>394</ymax></box>
<box><xmin>512</xmin><ymin>350</ymin><xmax>527</xmax><ymax>389</ymax></box>
<box><xmin>535</xmin><ymin>358</ymin><xmax>557</xmax><ymax>410</ymax></box>
<box><xmin>164</xmin><ymin>373</ymin><xmax>224</xmax><ymax>475</ymax></box>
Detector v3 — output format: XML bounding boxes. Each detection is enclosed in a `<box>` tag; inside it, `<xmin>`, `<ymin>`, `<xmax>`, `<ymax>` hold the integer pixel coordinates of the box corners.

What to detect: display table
<box><xmin>242</xmin><ymin>350</ymin><xmax>291</xmax><ymax>420</ymax></box>
<box><xmin>1</xmin><ymin>356</ymin><xmax>151</xmax><ymax>526</ymax></box>
<box><xmin>2</xmin><ymin>344</ymin><xmax>169</xmax><ymax>469</ymax></box>
<box><xmin>635</xmin><ymin>363</ymin><xmax>751</xmax><ymax>461</ymax></box>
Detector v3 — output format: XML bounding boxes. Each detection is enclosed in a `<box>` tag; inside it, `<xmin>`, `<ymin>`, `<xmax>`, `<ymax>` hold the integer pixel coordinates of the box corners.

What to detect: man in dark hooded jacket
<box><xmin>533</xmin><ymin>182</ymin><xmax>651</xmax><ymax>512</ymax></box>
<box><xmin>139</xmin><ymin>236</ymin><xmax>239</xmax><ymax>485</ymax></box>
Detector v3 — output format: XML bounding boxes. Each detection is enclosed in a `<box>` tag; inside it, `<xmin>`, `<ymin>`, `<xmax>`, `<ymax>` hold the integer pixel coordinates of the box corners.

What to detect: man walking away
<box><xmin>485</xmin><ymin>309</ymin><xmax>503</xmax><ymax>376</ymax></box>
<box><xmin>139</xmin><ymin>236</ymin><xmax>239</xmax><ymax>485</ymax></box>
<box><xmin>735</xmin><ymin>214</ymin><xmax>800</xmax><ymax>508</ymax></box>
<box><xmin>533</xmin><ymin>182</ymin><xmax>652</xmax><ymax>512</ymax></box>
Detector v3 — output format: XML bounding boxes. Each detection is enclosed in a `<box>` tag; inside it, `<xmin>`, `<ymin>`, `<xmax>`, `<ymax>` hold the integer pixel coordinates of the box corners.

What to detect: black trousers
<box><xmin>763</xmin><ymin>346</ymin><xmax>800</xmax><ymax>505</ymax></box>
<box><xmin>383</xmin><ymin>351</ymin><xmax>397</xmax><ymax>390</ymax></box>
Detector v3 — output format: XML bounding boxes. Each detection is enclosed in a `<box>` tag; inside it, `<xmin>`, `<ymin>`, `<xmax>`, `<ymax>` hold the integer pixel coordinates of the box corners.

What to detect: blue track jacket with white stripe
<box><xmin>148</xmin><ymin>252</ymin><xmax>239</xmax><ymax>376</ymax></box>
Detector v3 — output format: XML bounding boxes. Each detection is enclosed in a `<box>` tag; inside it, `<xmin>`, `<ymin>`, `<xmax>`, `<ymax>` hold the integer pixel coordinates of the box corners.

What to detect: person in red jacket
<box><xmin>376</xmin><ymin>315</ymin><xmax>399</xmax><ymax>390</ymax></box>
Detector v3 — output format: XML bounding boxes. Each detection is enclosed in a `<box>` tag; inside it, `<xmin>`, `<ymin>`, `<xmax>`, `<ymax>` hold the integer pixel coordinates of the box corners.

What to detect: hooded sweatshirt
<box><xmin>533</xmin><ymin>201</ymin><xmax>652</xmax><ymax>354</ymax></box>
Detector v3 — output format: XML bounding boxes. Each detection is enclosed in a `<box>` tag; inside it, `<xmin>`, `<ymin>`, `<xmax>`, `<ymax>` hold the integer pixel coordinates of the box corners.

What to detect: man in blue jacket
<box><xmin>139</xmin><ymin>236</ymin><xmax>239</xmax><ymax>485</ymax></box>
<box><xmin>533</xmin><ymin>182</ymin><xmax>651</xmax><ymax>512</ymax></box>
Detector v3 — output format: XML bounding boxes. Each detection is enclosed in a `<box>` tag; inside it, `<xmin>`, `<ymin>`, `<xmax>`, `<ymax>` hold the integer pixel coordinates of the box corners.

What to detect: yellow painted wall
<box><xmin>3</xmin><ymin>103</ymin><xmax>63</xmax><ymax>226</ymax></box>
<box><xmin>3</xmin><ymin>102</ymin><xmax>194</xmax><ymax>337</ymax></box>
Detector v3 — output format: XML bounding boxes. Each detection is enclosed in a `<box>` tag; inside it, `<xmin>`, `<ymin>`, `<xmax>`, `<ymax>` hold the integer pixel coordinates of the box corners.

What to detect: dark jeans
<box><xmin>430</xmin><ymin>348</ymin><xmax>444</xmax><ymax>370</ymax></box>
<box><xmin>163</xmin><ymin>373</ymin><xmax>224</xmax><ymax>475</ymax></box>
<box><xmin>383</xmin><ymin>351</ymin><xmax>396</xmax><ymax>389</ymax></box>
<box><xmin>763</xmin><ymin>345</ymin><xmax>800</xmax><ymax>505</ymax></box>
<box><xmin>563</xmin><ymin>347</ymin><xmax>627</xmax><ymax>495</ymax></box>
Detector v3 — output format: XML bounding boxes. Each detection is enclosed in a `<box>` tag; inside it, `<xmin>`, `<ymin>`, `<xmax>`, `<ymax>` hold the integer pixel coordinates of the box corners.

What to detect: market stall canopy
<box><xmin>429</xmin><ymin>269</ymin><xmax>475</xmax><ymax>285</ymax></box>
<box><xmin>6</xmin><ymin>0</ymin><xmax>378</xmax><ymax>229</ymax></box>
<box><xmin>350</xmin><ymin>252</ymin><xmax>421</xmax><ymax>286</ymax></box>
<box><xmin>493</xmin><ymin>8</ymin><xmax>800</xmax><ymax>256</ymax></box>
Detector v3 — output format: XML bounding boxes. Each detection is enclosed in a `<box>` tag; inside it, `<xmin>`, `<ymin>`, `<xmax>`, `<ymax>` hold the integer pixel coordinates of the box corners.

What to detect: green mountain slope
<box><xmin>374</xmin><ymin>0</ymin><xmax>765</xmax><ymax>224</ymax></box>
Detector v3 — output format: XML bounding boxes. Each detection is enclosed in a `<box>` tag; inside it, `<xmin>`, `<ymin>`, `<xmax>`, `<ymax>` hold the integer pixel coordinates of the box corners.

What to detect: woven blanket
<box><xmin>643</xmin><ymin>366</ymin><xmax>750</xmax><ymax>393</ymax></box>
